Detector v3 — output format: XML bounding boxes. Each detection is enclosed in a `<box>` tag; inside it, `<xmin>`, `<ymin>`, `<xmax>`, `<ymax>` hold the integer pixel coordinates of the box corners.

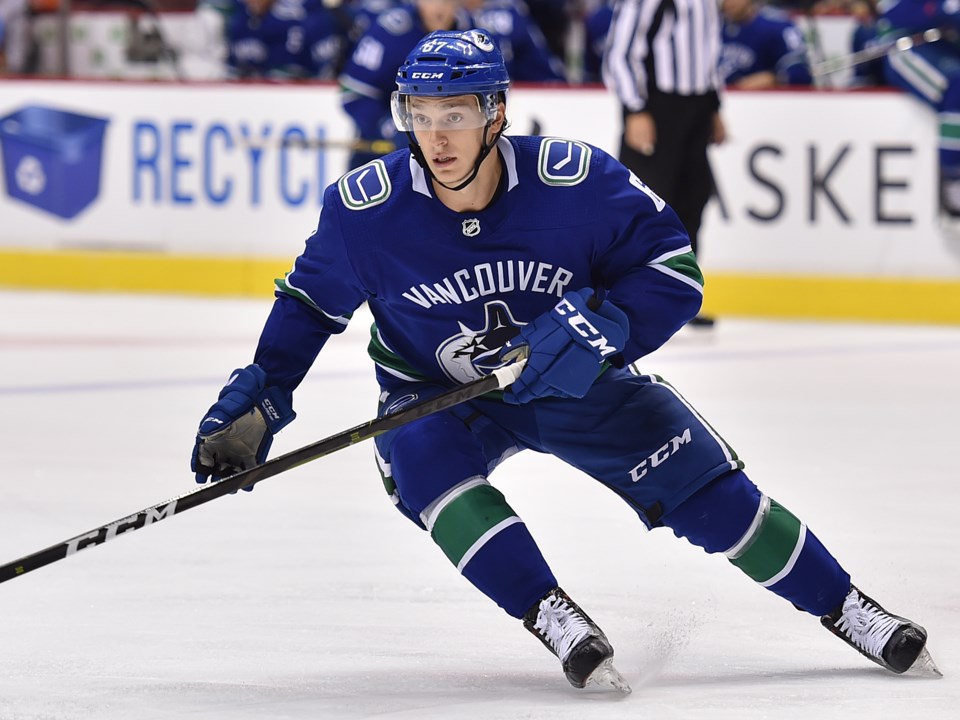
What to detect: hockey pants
<box><xmin>373</xmin><ymin>370</ymin><xmax>851</xmax><ymax>619</ymax></box>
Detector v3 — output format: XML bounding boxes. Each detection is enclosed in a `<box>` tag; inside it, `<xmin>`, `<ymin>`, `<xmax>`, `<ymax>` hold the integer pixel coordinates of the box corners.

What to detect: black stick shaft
<box><xmin>0</xmin><ymin>363</ymin><xmax>523</xmax><ymax>585</ymax></box>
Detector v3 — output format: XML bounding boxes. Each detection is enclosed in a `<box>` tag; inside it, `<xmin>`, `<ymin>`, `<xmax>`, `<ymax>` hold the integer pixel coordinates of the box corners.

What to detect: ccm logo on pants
<box><xmin>629</xmin><ymin>428</ymin><xmax>692</xmax><ymax>482</ymax></box>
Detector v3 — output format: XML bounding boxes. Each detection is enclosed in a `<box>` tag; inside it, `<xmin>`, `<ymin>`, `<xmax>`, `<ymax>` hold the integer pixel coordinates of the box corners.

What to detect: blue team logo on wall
<box><xmin>436</xmin><ymin>300</ymin><xmax>524</xmax><ymax>383</ymax></box>
<box><xmin>537</xmin><ymin>138</ymin><xmax>591</xmax><ymax>186</ymax></box>
<box><xmin>338</xmin><ymin>159</ymin><xmax>391</xmax><ymax>210</ymax></box>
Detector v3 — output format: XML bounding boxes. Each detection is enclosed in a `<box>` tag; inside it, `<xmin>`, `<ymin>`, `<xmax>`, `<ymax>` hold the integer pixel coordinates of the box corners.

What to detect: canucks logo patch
<box><xmin>467</xmin><ymin>30</ymin><xmax>495</xmax><ymax>52</ymax></box>
<box><xmin>538</xmin><ymin>138</ymin><xmax>592</xmax><ymax>186</ymax></box>
<box><xmin>338</xmin><ymin>159</ymin><xmax>391</xmax><ymax>210</ymax></box>
<box><xmin>436</xmin><ymin>301</ymin><xmax>523</xmax><ymax>383</ymax></box>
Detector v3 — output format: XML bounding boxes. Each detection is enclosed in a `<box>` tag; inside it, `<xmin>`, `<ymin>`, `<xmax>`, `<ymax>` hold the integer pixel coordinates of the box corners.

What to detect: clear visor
<box><xmin>391</xmin><ymin>92</ymin><xmax>496</xmax><ymax>133</ymax></box>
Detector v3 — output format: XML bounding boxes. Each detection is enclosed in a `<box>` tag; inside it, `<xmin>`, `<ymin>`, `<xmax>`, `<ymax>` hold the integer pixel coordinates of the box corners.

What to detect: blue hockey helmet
<box><xmin>393</xmin><ymin>30</ymin><xmax>510</xmax><ymax>192</ymax></box>
<box><xmin>395</xmin><ymin>29</ymin><xmax>510</xmax><ymax>96</ymax></box>
<box><xmin>392</xmin><ymin>30</ymin><xmax>510</xmax><ymax>131</ymax></box>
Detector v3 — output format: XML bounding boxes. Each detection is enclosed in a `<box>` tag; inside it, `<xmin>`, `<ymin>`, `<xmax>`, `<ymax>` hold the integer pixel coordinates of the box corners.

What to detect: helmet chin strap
<box><xmin>407</xmin><ymin>122</ymin><xmax>505</xmax><ymax>193</ymax></box>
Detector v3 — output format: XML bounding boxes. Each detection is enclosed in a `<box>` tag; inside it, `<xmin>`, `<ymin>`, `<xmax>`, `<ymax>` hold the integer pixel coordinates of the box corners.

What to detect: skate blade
<box><xmin>907</xmin><ymin>647</ymin><xmax>943</xmax><ymax>678</ymax></box>
<box><xmin>584</xmin><ymin>657</ymin><xmax>632</xmax><ymax>694</ymax></box>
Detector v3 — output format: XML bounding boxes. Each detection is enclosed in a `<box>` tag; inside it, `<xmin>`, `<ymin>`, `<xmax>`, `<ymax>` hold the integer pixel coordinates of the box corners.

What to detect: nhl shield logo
<box><xmin>462</xmin><ymin>218</ymin><xmax>481</xmax><ymax>237</ymax></box>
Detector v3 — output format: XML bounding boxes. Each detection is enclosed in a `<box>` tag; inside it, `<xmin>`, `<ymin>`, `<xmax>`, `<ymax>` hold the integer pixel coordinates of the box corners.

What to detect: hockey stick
<box><xmin>0</xmin><ymin>362</ymin><xmax>525</xmax><ymax>586</ymax></box>
<box><xmin>801</xmin><ymin>3</ymin><xmax>834</xmax><ymax>89</ymax></box>
<box><xmin>279</xmin><ymin>137</ymin><xmax>399</xmax><ymax>153</ymax></box>
<box><xmin>811</xmin><ymin>28</ymin><xmax>943</xmax><ymax>78</ymax></box>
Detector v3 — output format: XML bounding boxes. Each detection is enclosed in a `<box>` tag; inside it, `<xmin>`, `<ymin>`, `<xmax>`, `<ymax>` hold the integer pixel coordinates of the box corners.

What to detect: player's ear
<box><xmin>492</xmin><ymin>103</ymin><xmax>507</xmax><ymax>133</ymax></box>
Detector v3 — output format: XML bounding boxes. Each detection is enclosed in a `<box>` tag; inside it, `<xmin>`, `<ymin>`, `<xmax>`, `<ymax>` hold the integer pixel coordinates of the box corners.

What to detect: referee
<box><xmin>603</xmin><ymin>0</ymin><xmax>726</xmax><ymax>327</ymax></box>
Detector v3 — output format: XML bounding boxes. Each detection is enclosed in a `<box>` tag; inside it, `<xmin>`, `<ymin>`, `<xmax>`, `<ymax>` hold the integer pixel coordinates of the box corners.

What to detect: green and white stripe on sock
<box><xmin>422</xmin><ymin>477</ymin><xmax>521</xmax><ymax>572</ymax></box>
<box><xmin>725</xmin><ymin>494</ymin><xmax>808</xmax><ymax>588</ymax></box>
<box><xmin>941</xmin><ymin>112</ymin><xmax>960</xmax><ymax>153</ymax></box>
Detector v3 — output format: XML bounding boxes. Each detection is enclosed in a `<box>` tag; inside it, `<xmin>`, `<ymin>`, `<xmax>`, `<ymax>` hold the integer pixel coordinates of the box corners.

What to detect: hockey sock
<box><xmin>725</xmin><ymin>494</ymin><xmax>850</xmax><ymax>616</ymax></box>
<box><xmin>422</xmin><ymin>476</ymin><xmax>557</xmax><ymax>618</ymax></box>
<box><xmin>663</xmin><ymin>470</ymin><xmax>850</xmax><ymax>616</ymax></box>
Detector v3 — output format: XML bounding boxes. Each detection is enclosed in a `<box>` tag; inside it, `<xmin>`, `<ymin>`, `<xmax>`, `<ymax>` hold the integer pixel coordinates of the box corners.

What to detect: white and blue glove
<box><xmin>500</xmin><ymin>288</ymin><xmax>629</xmax><ymax>405</ymax></box>
<box><xmin>191</xmin><ymin>364</ymin><xmax>296</xmax><ymax>487</ymax></box>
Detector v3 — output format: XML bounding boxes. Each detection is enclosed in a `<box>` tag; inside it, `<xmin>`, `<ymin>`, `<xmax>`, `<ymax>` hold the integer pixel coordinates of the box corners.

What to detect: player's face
<box><xmin>720</xmin><ymin>0</ymin><xmax>752</xmax><ymax>21</ymax></box>
<box><xmin>243</xmin><ymin>0</ymin><xmax>274</xmax><ymax>16</ymax></box>
<box><xmin>417</xmin><ymin>0</ymin><xmax>460</xmax><ymax>33</ymax></box>
<box><xmin>409</xmin><ymin>95</ymin><xmax>501</xmax><ymax>184</ymax></box>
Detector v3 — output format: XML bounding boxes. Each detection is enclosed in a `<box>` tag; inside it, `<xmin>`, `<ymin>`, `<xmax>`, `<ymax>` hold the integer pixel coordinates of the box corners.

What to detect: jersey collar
<box><xmin>409</xmin><ymin>136</ymin><xmax>519</xmax><ymax>199</ymax></box>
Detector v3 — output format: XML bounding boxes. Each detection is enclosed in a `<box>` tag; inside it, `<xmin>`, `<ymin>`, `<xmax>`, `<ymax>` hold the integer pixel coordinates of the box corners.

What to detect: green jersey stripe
<box><xmin>367</xmin><ymin>323</ymin><xmax>431</xmax><ymax>382</ymax></box>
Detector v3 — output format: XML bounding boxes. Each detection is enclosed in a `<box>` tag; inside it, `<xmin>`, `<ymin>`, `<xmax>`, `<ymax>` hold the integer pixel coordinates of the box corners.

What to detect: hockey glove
<box><xmin>191</xmin><ymin>364</ymin><xmax>296</xmax><ymax>488</ymax></box>
<box><xmin>501</xmin><ymin>289</ymin><xmax>629</xmax><ymax>405</ymax></box>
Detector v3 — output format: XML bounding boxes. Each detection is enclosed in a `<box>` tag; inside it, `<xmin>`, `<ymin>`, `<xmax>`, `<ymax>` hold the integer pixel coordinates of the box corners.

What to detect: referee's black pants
<box><xmin>618</xmin><ymin>92</ymin><xmax>716</xmax><ymax>257</ymax></box>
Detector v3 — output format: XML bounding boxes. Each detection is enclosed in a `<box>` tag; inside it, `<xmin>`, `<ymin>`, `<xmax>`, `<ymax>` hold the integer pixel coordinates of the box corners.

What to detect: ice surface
<box><xmin>0</xmin><ymin>290</ymin><xmax>957</xmax><ymax>719</ymax></box>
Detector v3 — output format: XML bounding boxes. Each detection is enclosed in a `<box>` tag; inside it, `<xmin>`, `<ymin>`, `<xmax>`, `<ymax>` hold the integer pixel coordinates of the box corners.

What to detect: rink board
<box><xmin>0</xmin><ymin>80</ymin><xmax>958</xmax><ymax>322</ymax></box>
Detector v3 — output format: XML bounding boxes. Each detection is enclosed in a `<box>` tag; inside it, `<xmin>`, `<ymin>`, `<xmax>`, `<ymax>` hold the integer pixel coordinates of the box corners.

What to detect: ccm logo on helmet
<box><xmin>411</xmin><ymin>72</ymin><xmax>445</xmax><ymax>79</ymax></box>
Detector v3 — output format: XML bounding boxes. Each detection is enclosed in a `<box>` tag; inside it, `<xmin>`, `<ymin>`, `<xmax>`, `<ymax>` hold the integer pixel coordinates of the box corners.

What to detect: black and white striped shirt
<box><xmin>603</xmin><ymin>0</ymin><xmax>723</xmax><ymax>112</ymax></box>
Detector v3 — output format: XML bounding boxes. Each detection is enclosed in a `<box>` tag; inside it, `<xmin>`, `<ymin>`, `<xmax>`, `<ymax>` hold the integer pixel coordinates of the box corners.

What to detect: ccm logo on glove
<box><xmin>259</xmin><ymin>397</ymin><xmax>284</xmax><ymax>423</ymax></box>
<box><xmin>500</xmin><ymin>288</ymin><xmax>630</xmax><ymax>404</ymax></box>
<box><xmin>191</xmin><ymin>364</ymin><xmax>296</xmax><ymax>487</ymax></box>
<box><xmin>554</xmin><ymin>297</ymin><xmax>620</xmax><ymax>358</ymax></box>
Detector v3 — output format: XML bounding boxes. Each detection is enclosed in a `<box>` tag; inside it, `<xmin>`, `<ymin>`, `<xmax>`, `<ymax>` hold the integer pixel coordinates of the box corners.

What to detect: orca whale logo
<box><xmin>436</xmin><ymin>300</ymin><xmax>524</xmax><ymax>383</ymax></box>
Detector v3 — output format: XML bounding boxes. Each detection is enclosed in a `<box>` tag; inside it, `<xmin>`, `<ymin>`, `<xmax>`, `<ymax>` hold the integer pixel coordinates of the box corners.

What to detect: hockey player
<box><xmin>583</xmin><ymin>0</ymin><xmax>614</xmax><ymax>83</ymax></box>
<box><xmin>849</xmin><ymin>0</ymin><xmax>885</xmax><ymax>88</ymax></box>
<box><xmin>192</xmin><ymin>29</ymin><xmax>940</xmax><ymax>691</ymax></box>
<box><xmin>463</xmin><ymin>0</ymin><xmax>567</xmax><ymax>82</ymax></box>
<box><xmin>340</xmin><ymin>0</ymin><xmax>562</xmax><ymax>171</ymax></box>
<box><xmin>225</xmin><ymin>0</ymin><xmax>346</xmax><ymax>79</ymax></box>
<box><xmin>302</xmin><ymin>0</ymin><xmax>351</xmax><ymax>79</ymax></box>
<box><xmin>876</xmin><ymin>0</ymin><xmax>960</xmax><ymax>217</ymax></box>
<box><xmin>339</xmin><ymin>0</ymin><xmax>469</xmax><ymax>169</ymax></box>
<box><xmin>719</xmin><ymin>0</ymin><xmax>812</xmax><ymax>88</ymax></box>
<box><xmin>225</xmin><ymin>0</ymin><xmax>305</xmax><ymax>78</ymax></box>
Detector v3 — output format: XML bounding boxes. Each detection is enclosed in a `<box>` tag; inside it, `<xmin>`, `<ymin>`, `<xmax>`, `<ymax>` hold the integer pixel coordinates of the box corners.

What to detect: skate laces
<box><xmin>534</xmin><ymin>594</ymin><xmax>593</xmax><ymax>662</ymax></box>
<box><xmin>833</xmin><ymin>588</ymin><xmax>902</xmax><ymax>659</ymax></box>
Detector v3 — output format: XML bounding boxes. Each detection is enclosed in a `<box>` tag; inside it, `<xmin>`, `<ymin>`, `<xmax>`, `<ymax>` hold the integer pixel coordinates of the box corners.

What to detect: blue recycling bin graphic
<box><xmin>0</xmin><ymin>105</ymin><xmax>109</xmax><ymax>220</ymax></box>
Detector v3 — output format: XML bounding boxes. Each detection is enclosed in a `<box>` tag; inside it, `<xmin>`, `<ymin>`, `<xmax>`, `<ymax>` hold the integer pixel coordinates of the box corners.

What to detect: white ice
<box><xmin>0</xmin><ymin>289</ymin><xmax>957</xmax><ymax>720</ymax></box>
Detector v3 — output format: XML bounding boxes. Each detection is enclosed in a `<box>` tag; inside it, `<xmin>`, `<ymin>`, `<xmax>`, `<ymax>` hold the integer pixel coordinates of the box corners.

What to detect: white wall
<box><xmin>1</xmin><ymin>80</ymin><xmax>957</xmax><ymax>281</ymax></box>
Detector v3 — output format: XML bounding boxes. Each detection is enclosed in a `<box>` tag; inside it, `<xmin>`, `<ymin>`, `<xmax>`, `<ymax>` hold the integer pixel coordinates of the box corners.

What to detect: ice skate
<box><xmin>821</xmin><ymin>585</ymin><xmax>942</xmax><ymax>677</ymax></box>
<box><xmin>523</xmin><ymin>587</ymin><xmax>632</xmax><ymax>693</ymax></box>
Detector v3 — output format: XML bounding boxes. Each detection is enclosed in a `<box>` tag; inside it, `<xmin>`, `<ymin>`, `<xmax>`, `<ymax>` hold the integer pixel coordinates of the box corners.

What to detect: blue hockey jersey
<box><xmin>339</xmin><ymin>2</ymin><xmax>563</xmax><ymax>158</ymax></box>
<box><xmin>339</xmin><ymin>4</ymin><xmax>468</xmax><ymax>145</ymax></box>
<box><xmin>470</xmin><ymin>0</ymin><xmax>566</xmax><ymax>82</ymax></box>
<box><xmin>301</xmin><ymin>2</ymin><xmax>350</xmax><ymax>79</ymax></box>
<box><xmin>253</xmin><ymin>136</ymin><xmax>703</xmax><ymax>396</ymax></box>
<box><xmin>720</xmin><ymin>8</ymin><xmax>812</xmax><ymax>86</ymax></box>
<box><xmin>226</xmin><ymin>0</ymin><xmax>313</xmax><ymax>79</ymax></box>
<box><xmin>879</xmin><ymin>0</ymin><xmax>960</xmax><ymax>34</ymax></box>
<box><xmin>583</xmin><ymin>2</ymin><xmax>614</xmax><ymax>83</ymax></box>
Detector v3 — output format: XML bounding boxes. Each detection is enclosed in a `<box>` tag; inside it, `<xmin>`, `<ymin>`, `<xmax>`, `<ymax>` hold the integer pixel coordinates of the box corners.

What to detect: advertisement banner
<box><xmin>0</xmin><ymin>81</ymin><xmax>957</xmax><ymax>282</ymax></box>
